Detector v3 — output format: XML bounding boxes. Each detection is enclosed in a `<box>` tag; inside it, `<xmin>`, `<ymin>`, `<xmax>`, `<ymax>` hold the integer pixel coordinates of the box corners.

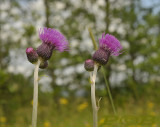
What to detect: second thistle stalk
<box><xmin>32</xmin><ymin>59</ymin><xmax>41</xmax><ymax>127</ymax></box>
<box><xmin>90</xmin><ymin>64</ymin><xmax>98</xmax><ymax>127</ymax></box>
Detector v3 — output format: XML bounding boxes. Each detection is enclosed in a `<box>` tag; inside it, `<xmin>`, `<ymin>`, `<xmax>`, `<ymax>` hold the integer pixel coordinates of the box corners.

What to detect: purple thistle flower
<box><xmin>92</xmin><ymin>33</ymin><xmax>122</xmax><ymax>65</ymax></box>
<box><xmin>39</xmin><ymin>27</ymin><xmax>68</xmax><ymax>52</ymax></box>
<box><xmin>99</xmin><ymin>33</ymin><xmax>122</xmax><ymax>56</ymax></box>
<box><xmin>37</xmin><ymin>27</ymin><xmax>69</xmax><ymax>60</ymax></box>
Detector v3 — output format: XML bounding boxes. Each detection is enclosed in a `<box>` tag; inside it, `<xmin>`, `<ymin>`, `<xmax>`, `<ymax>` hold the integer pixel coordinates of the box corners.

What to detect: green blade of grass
<box><xmin>88</xmin><ymin>27</ymin><xmax>98</xmax><ymax>50</ymax></box>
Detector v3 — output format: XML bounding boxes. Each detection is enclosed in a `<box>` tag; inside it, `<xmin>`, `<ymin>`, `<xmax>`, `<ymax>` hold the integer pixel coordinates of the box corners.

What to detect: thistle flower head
<box><xmin>99</xmin><ymin>33</ymin><xmax>122</xmax><ymax>56</ymax></box>
<box><xmin>26</xmin><ymin>47</ymin><xmax>38</xmax><ymax>64</ymax></box>
<box><xmin>37</xmin><ymin>27</ymin><xmax>69</xmax><ymax>60</ymax></box>
<box><xmin>92</xmin><ymin>33</ymin><xmax>122</xmax><ymax>65</ymax></box>
<box><xmin>39</xmin><ymin>27</ymin><xmax>68</xmax><ymax>52</ymax></box>
<box><xmin>92</xmin><ymin>49</ymin><xmax>110</xmax><ymax>65</ymax></box>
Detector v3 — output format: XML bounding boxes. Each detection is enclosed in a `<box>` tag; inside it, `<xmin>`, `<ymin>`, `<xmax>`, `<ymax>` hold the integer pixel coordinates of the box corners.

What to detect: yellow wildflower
<box><xmin>99</xmin><ymin>118</ymin><xmax>105</xmax><ymax>125</ymax></box>
<box><xmin>152</xmin><ymin>124</ymin><xmax>157</xmax><ymax>127</ymax></box>
<box><xmin>128</xmin><ymin>126</ymin><xmax>137</xmax><ymax>127</ymax></box>
<box><xmin>85</xmin><ymin>123</ymin><xmax>91</xmax><ymax>127</ymax></box>
<box><xmin>59</xmin><ymin>98</ymin><xmax>68</xmax><ymax>105</ymax></box>
<box><xmin>147</xmin><ymin>102</ymin><xmax>154</xmax><ymax>109</ymax></box>
<box><xmin>0</xmin><ymin>116</ymin><xmax>7</xmax><ymax>123</ymax></box>
<box><xmin>44</xmin><ymin>121</ymin><xmax>51</xmax><ymax>127</ymax></box>
<box><xmin>77</xmin><ymin>102</ymin><xmax>88</xmax><ymax>112</ymax></box>
<box><xmin>150</xmin><ymin>111</ymin><xmax>156</xmax><ymax>116</ymax></box>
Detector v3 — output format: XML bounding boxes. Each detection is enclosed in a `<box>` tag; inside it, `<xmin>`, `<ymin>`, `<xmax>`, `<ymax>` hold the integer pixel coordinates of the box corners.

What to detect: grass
<box><xmin>1</xmin><ymin>94</ymin><xmax>160</xmax><ymax>127</ymax></box>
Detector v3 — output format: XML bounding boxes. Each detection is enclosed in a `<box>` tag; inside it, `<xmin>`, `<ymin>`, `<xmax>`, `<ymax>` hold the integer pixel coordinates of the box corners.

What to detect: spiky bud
<box><xmin>92</xmin><ymin>49</ymin><xmax>110</xmax><ymax>65</ymax></box>
<box><xmin>26</xmin><ymin>47</ymin><xmax>38</xmax><ymax>64</ymax></box>
<box><xmin>84</xmin><ymin>59</ymin><xmax>94</xmax><ymax>71</ymax></box>
<box><xmin>39</xmin><ymin>61</ymin><xmax>48</xmax><ymax>69</ymax></box>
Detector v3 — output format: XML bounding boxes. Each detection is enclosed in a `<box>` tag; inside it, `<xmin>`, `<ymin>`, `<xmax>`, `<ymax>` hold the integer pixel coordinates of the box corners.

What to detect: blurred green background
<box><xmin>0</xmin><ymin>0</ymin><xmax>160</xmax><ymax>127</ymax></box>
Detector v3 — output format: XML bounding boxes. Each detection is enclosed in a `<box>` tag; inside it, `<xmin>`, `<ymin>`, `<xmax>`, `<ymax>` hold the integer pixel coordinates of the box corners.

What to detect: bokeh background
<box><xmin>0</xmin><ymin>0</ymin><xmax>160</xmax><ymax>127</ymax></box>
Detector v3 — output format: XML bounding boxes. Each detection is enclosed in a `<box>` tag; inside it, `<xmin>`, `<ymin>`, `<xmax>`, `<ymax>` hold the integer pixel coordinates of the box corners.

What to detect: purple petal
<box><xmin>99</xmin><ymin>33</ymin><xmax>122</xmax><ymax>56</ymax></box>
<box><xmin>39</xmin><ymin>27</ymin><xmax>69</xmax><ymax>52</ymax></box>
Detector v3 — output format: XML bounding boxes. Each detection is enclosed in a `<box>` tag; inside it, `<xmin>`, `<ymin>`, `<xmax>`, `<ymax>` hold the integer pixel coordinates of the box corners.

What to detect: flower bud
<box><xmin>36</xmin><ymin>43</ymin><xmax>55</xmax><ymax>60</ymax></box>
<box><xmin>84</xmin><ymin>59</ymin><xmax>94</xmax><ymax>71</ymax></box>
<box><xmin>92</xmin><ymin>49</ymin><xmax>110</xmax><ymax>65</ymax></box>
<box><xmin>39</xmin><ymin>61</ymin><xmax>48</xmax><ymax>69</ymax></box>
<box><xmin>26</xmin><ymin>47</ymin><xmax>38</xmax><ymax>64</ymax></box>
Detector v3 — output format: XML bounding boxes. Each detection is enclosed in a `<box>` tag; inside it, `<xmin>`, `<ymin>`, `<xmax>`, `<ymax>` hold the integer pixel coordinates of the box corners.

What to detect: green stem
<box><xmin>32</xmin><ymin>59</ymin><xmax>41</xmax><ymax>127</ymax></box>
<box><xmin>101</xmin><ymin>67</ymin><xmax>117</xmax><ymax>115</ymax></box>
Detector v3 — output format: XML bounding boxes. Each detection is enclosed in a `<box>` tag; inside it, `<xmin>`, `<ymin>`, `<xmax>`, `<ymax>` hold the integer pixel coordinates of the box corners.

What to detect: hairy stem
<box><xmin>90</xmin><ymin>64</ymin><xmax>98</xmax><ymax>127</ymax></box>
<box><xmin>32</xmin><ymin>59</ymin><xmax>41</xmax><ymax>127</ymax></box>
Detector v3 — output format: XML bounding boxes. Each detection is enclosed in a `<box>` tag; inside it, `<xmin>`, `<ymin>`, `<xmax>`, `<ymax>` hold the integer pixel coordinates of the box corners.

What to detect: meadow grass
<box><xmin>1</xmin><ymin>94</ymin><xmax>160</xmax><ymax>127</ymax></box>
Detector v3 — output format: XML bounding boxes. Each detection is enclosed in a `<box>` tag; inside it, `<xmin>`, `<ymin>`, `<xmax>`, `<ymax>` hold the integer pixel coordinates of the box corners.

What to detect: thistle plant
<box><xmin>84</xmin><ymin>33</ymin><xmax>122</xmax><ymax>127</ymax></box>
<box><xmin>26</xmin><ymin>27</ymin><xmax>68</xmax><ymax>127</ymax></box>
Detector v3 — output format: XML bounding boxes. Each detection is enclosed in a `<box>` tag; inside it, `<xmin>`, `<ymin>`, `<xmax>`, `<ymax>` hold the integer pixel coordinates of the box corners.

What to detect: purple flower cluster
<box><xmin>99</xmin><ymin>33</ymin><xmax>122</xmax><ymax>56</ymax></box>
<box><xmin>26</xmin><ymin>27</ymin><xmax>68</xmax><ymax>68</ymax></box>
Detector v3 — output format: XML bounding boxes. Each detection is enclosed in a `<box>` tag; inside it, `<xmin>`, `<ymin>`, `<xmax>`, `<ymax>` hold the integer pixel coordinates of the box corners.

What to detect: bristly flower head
<box><xmin>39</xmin><ymin>27</ymin><xmax>68</xmax><ymax>52</ymax></box>
<box><xmin>92</xmin><ymin>33</ymin><xmax>122</xmax><ymax>65</ymax></box>
<box><xmin>37</xmin><ymin>27</ymin><xmax>69</xmax><ymax>60</ymax></box>
<box><xmin>26</xmin><ymin>47</ymin><xmax>38</xmax><ymax>64</ymax></box>
<box><xmin>99</xmin><ymin>33</ymin><xmax>122</xmax><ymax>56</ymax></box>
